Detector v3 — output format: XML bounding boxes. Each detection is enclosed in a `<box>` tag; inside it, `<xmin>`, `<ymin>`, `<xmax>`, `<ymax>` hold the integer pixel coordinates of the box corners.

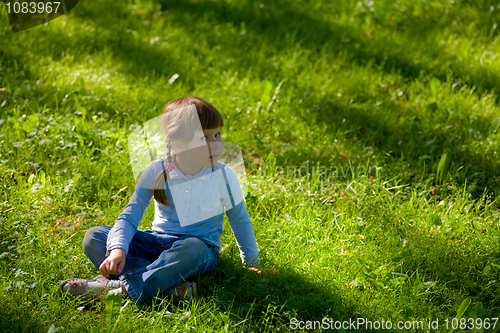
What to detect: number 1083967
<box><xmin>5</xmin><ymin>2</ymin><xmax>61</xmax><ymax>14</ymax></box>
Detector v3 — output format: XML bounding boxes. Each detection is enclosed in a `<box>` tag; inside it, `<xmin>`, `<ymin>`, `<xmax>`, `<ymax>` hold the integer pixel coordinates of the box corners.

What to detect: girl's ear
<box><xmin>171</xmin><ymin>140</ymin><xmax>184</xmax><ymax>154</ymax></box>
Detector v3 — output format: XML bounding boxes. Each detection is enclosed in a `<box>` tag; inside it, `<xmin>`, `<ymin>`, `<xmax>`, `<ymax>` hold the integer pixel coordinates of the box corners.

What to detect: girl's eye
<box><xmin>200</xmin><ymin>133</ymin><xmax>221</xmax><ymax>140</ymax></box>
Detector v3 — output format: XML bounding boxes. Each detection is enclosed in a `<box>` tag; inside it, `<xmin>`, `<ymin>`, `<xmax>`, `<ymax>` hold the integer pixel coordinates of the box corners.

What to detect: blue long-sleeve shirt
<box><xmin>106</xmin><ymin>159</ymin><xmax>259</xmax><ymax>266</ymax></box>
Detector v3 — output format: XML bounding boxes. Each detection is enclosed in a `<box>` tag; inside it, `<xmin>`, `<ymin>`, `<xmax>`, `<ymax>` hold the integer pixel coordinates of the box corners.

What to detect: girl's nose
<box><xmin>207</xmin><ymin>141</ymin><xmax>222</xmax><ymax>153</ymax></box>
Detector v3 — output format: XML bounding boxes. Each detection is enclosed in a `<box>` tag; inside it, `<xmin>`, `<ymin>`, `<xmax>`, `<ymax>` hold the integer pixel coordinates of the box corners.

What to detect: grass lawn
<box><xmin>1</xmin><ymin>0</ymin><xmax>500</xmax><ymax>331</ymax></box>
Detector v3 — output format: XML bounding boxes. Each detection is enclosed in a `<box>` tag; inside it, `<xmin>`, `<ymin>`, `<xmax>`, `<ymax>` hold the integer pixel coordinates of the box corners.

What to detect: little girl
<box><xmin>61</xmin><ymin>96</ymin><xmax>272</xmax><ymax>303</ymax></box>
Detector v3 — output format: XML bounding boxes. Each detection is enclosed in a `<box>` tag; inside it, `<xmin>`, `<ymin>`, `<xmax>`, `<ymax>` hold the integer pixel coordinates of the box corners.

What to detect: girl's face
<box><xmin>173</xmin><ymin>127</ymin><xmax>223</xmax><ymax>175</ymax></box>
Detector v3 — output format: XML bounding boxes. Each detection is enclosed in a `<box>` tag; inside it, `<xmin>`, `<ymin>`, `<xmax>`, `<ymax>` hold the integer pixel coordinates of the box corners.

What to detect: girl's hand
<box><xmin>99</xmin><ymin>248</ymin><xmax>126</xmax><ymax>277</ymax></box>
<box><xmin>248</xmin><ymin>265</ymin><xmax>275</xmax><ymax>276</ymax></box>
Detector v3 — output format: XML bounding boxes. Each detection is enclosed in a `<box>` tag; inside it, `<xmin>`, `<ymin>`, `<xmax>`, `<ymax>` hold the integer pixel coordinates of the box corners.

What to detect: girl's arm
<box><xmin>222</xmin><ymin>165</ymin><xmax>259</xmax><ymax>266</ymax></box>
<box><xmin>106</xmin><ymin>161</ymin><xmax>158</xmax><ymax>256</ymax></box>
<box><xmin>226</xmin><ymin>200</ymin><xmax>274</xmax><ymax>275</ymax></box>
<box><xmin>226</xmin><ymin>200</ymin><xmax>260</xmax><ymax>266</ymax></box>
<box><xmin>227</xmin><ymin>201</ymin><xmax>275</xmax><ymax>275</ymax></box>
<box><xmin>106</xmin><ymin>184</ymin><xmax>153</xmax><ymax>254</ymax></box>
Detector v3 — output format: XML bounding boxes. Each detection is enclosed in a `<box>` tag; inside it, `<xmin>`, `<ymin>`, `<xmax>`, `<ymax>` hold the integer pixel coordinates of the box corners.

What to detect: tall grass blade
<box><xmin>105</xmin><ymin>289</ymin><xmax>123</xmax><ymax>332</ymax></box>
<box><xmin>448</xmin><ymin>297</ymin><xmax>471</xmax><ymax>333</ymax></box>
<box><xmin>436</xmin><ymin>152</ymin><xmax>448</xmax><ymax>184</ymax></box>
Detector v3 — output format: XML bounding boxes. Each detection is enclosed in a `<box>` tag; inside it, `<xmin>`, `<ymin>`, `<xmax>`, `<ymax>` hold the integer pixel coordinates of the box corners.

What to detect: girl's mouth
<box><xmin>209</xmin><ymin>155</ymin><xmax>219</xmax><ymax>159</ymax></box>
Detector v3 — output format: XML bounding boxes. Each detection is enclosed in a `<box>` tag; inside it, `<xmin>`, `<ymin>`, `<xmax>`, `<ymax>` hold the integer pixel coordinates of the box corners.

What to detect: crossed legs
<box><xmin>79</xmin><ymin>226</ymin><xmax>219</xmax><ymax>303</ymax></box>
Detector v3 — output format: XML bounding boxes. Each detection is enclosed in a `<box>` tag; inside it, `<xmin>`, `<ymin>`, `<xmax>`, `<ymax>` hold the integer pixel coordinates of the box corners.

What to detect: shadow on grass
<box><xmin>2</xmin><ymin>0</ymin><xmax>492</xmax><ymax>99</ymax></box>
<box><xmin>374</xmin><ymin>217</ymin><xmax>500</xmax><ymax>317</ymax></box>
<box><xmin>149</xmin><ymin>0</ymin><xmax>498</xmax><ymax>95</ymax></box>
<box><xmin>54</xmin><ymin>0</ymin><xmax>499</xmax><ymax>197</ymax></box>
<box><xmin>135</xmin><ymin>257</ymin><xmax>374</xmax><ymax>331</ymax></box>
<box><xmin>245</xmin><ymin>96</ymin><xmax>500</xmax><ymax>199</ymax></box>
<box><xmin>2</xmin><ymin>1</ymin><xmax>500</xmax><ymax>320</ymax></box>
<box><xmin>2</xmin><ymin>0</ymin><xmax>499</xmax><ymax>196</ymax></box>
<box><xmin>0</xmin><ymin>296</ymin><xmax>44</xmax><ymax>333</ymax></box>
<box><xmin>309</xmin><ymin>99</ymin><xmax>500</xmax><ymax>197</ymax></box>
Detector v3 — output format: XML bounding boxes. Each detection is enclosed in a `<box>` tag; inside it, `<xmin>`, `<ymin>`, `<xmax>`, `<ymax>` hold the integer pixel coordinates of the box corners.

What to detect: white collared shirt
<box><xmin>162</xmin><ymin>162</ymin><xmax>242</xmax><ymax>227</ymax></box>
<box><xmin>107</xmin><ymin>158</ymin><xmax>259</xmax><ymax>266</ymax></box>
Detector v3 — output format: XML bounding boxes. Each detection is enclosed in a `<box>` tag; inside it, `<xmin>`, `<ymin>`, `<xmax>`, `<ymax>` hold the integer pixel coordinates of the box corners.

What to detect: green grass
<box><xmin>1</xmin><ymin>0</ymin><xmax>500</xmax><ymax>331</ymax></box>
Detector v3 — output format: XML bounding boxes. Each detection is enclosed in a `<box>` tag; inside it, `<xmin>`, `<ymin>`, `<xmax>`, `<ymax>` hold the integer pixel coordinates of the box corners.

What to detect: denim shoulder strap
<box><xmin>214</xmin><ymin>164</ymin><xmax>236</xmax><ymax>209</ymax></box>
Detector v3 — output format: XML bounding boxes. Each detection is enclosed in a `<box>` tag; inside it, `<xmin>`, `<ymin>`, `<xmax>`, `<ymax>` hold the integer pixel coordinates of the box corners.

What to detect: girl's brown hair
<box><xmin>153</xmin><ymin>96</ymin><xmax>224</xmax><ymax>206</ymax></box>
